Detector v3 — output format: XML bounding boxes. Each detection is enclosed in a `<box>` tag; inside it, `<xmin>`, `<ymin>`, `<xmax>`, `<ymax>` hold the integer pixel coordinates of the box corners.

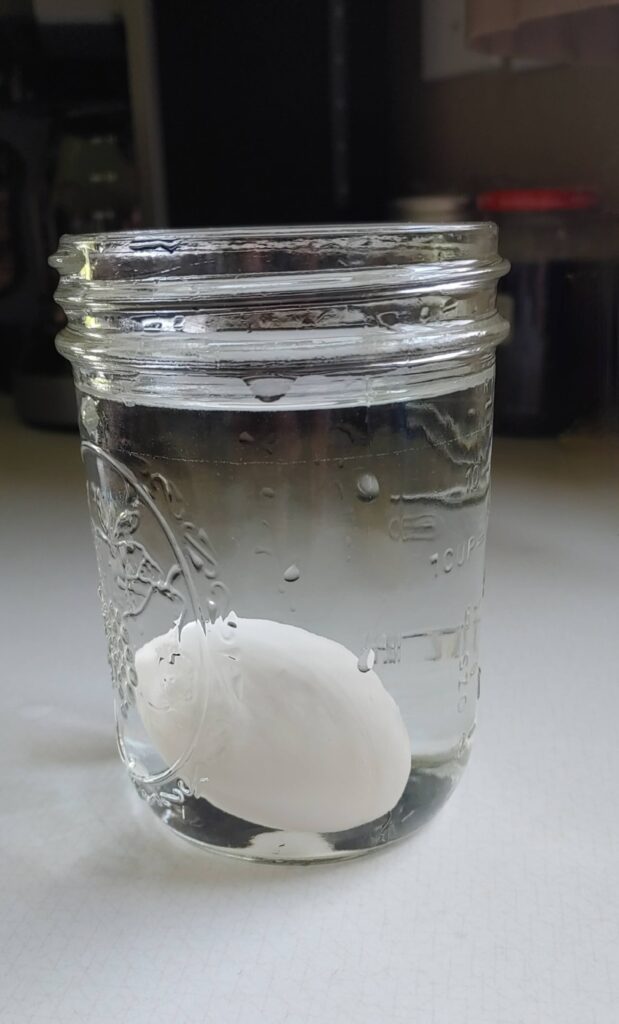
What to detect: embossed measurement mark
<box><xmin>369</xmin><ymin>634</ymin><xmax>402</xmax><ymax>665</ymax></box>
<box><xmin>367</xmin><ymin>605</ymin><xmax>481</xmax><ymax>692</ymax></box>
<box><xmin>389</xmin><ymin>513</ymin><xmax>437</xmax><ymax>542</ymax></box>
<box><xmin>430</xmin><ymin>532</ymin><xmax>485</xmax><ymax>576</ymax></box>
<box><xmin>465</xmin><ymin>463</ymin><xmax>482</xmax><ymax>493</ymax></box>
<box><xmin>457</xmin><ymin>606</ymin><xmax>479</xmax><ymax>713</ymax></box>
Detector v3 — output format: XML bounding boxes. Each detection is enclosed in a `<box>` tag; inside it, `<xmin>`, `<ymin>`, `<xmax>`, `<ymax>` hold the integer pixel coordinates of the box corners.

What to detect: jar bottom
<box><xmin>132</xmin><ymin>744</ymin><xmax>471</xmax><ymax>863</ymax></box>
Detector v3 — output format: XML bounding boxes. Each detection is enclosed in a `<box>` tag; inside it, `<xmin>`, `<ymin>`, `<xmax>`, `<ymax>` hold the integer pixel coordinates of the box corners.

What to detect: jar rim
<box><xmin>53</xmin><ymin>220</ymin><xmax>494</xmax><ymax>249</ymax></box>
<box><xmin>52</xmin><ymin>223</ymin><xmax>509</xmax><ymax>411</ymax></box>
<box><xmin>51</xmin><ymin>222</ymin><xmax>506</xmax><ymax>301</ymax></box>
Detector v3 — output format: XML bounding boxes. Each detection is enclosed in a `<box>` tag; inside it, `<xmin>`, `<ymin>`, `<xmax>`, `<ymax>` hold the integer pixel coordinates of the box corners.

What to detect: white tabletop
<box><xmin>1</xmin><ymin>398</ymin><xmax>618</xmax><ymax>1024</ymax></box>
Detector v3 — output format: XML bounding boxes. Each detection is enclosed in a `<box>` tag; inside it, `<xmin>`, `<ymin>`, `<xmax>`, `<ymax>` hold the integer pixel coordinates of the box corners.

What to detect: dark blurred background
<box><xmin>0</xmin><ymin>0</ymin><xmax>618</xmax><ymax>434</ymax></box>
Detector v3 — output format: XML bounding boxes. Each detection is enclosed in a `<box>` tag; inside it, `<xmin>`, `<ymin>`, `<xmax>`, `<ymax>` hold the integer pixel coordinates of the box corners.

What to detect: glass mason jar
<box><xmin>52</xmin><ymin>225</ymin><xmax>508</xmax><ymax>863</ymax></box>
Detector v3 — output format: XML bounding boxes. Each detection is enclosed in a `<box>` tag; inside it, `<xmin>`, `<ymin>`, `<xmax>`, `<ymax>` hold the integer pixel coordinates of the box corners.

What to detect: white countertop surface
<box><xmin>1</xmin><ymin>398</ymin><xmax>618</xmax><ymax>1024</ymax></box>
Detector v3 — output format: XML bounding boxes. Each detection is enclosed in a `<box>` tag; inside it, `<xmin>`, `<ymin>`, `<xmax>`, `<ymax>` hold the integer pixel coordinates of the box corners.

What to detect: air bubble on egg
<box><xmin>357</xmin><ymin>647</ymin><xmax>376</xmax><ymax>673</ymax></box>
<box><xmin>134</xmin><ymin>616</ymin><xmax>411</xmax><ymax>833</ymax></box>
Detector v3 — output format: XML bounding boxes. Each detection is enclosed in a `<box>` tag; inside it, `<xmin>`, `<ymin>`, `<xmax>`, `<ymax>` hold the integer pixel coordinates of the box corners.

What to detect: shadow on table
<box><xmin>21</xmin><ymin>706</ymin><xmax>117</xmax><ymax>765</ymax></box>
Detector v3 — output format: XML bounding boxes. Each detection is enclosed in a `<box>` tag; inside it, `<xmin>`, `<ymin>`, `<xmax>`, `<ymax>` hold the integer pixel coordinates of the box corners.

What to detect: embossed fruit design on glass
<box><xmin>52</xmin><ymin>226</ymin><xmax>508</xmax><ymax>862</ymax></box>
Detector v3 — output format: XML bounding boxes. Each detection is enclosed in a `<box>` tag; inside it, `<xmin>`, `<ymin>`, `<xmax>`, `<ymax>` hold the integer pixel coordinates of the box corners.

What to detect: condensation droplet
<box><xmin>261</xmin><ymin>486</ymin><xmax>275</xmax><ymax>499</ymax></box>
<box><xmin>207</xmin><ymin>599</ymin><xmax>218</xmax><ymax>623</ymax></box>
<box><xmin>356</xmin><ymin>472</ymin><xmax>380</xmax><ymax>502</ymax></box>
<box><xmin>357</xmin><ymin>648</ymin><xmax>376</xmax><ymax>673</ymax></box>
<box><xmin>245</xmin><ymin>376</ymin><xmax>295</xmax><ymax>403</ymax></box>
<box><xmin>283</xmin><ymin>564</ymin><xmax>300</xmax><ymax>582</ymax></box>
<box><xmin>239</xmin><ymin>431</ymin><xmax>254</xmax><ymax>444</ymax></box>
<box><xmin>377</xmin><ymin>311</ymin><xmax>398</xmax><ymax>329</ymax></box>
<box><xmin>420</xmin><ymin>305</ymin><xmax>431</xmax><ymax>322</ymax></box>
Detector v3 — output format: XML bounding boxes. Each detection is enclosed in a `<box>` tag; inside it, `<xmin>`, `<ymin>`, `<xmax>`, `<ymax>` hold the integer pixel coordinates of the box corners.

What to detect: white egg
<box><xmin>134</xmin><ymin>616</ymin><xmax>411</xmax><ymax>833</ymax></box>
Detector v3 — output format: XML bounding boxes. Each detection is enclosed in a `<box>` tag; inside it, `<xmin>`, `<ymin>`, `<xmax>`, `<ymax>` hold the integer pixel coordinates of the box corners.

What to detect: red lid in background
<box><xmin>477</xmin><ymin>188</ymin><xmax>598</xmax><ymax>213</ymax></box>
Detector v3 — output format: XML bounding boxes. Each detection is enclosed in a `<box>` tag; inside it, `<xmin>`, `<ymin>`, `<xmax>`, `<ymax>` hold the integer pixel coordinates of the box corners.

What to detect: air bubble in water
<box><xmin>356</xmin><ymin>472</ymin><xmax>380</xmax><ymax>502</ymax></box>
<box><xmin>283</xmin><ymin>564</ymin><xmax>300</xmax><ymax>583</ymax></box>
<box><xmin>357</xmin><ymin>648</ymin><xmax>376</xmax><ymax>673</ymax></box>
<box><xmin>219</xmin><ymin>611</ymin><xmax>239</xmax><ymax>643</ymax></box>
<box><xmin>261</xmin><ymin>486</ymin><xmax>275</xmax><ymax>499</ymax></box>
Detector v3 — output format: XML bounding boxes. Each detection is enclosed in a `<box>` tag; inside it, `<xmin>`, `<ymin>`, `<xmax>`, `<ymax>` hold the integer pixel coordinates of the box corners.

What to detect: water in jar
<box><xmin>81</xmin><ymin>363</ymin><xmax>493</xmax><ymax>861</ymax></box>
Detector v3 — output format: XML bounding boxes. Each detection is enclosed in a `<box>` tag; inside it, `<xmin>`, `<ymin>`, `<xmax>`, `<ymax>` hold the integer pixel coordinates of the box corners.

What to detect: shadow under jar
<box><xmin>52</xmin><ymin>224</ymin><xmax>508</xmax><ymax>863</ymax></box>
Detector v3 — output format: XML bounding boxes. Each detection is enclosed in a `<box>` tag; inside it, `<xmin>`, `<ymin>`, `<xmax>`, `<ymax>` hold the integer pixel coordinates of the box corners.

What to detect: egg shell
<box><xmin>134</xmin><ymin>617</ymin><xmax>411</xmax><ymax>833</ymax></box>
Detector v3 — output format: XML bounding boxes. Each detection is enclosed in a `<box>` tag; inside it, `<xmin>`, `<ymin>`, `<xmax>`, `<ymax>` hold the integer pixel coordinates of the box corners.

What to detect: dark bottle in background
<box><xmin>478</xmin><ymin>189</ymin><xmax>618</xmax><ymax>436</ymax></box>
<box><xmin>0</xmin><ymin>2</ymin><xmax>138</xmax><ymax>426</ymax></box>
<box><xmin>152</xmin><ymin>0</ymin><xmax>391</xmax><ymax>227</ymax></box>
